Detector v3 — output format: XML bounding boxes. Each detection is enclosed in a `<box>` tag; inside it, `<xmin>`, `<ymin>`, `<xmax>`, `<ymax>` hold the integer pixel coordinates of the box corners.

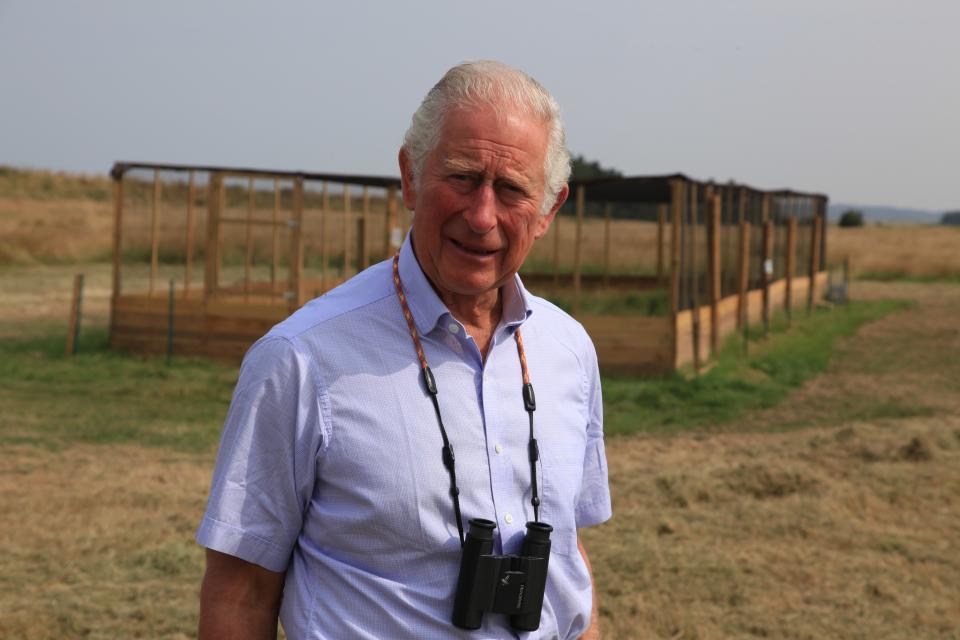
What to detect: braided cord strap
<box><xmin>514</xmin><ymin>328</ymin><xmax>540</xmax><ymax>522</ymax></box>
<box><xmin>392</xmin><ymin>253</ymin><xmax>542</xmax><ymax>540</ymax></box>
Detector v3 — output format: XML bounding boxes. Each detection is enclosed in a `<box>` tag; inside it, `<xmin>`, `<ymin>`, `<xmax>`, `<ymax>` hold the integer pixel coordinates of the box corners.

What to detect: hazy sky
<box><xmin>1</xmin><ymin>1</ymin><xmax>957</xmax><ymax>210</ymax></box>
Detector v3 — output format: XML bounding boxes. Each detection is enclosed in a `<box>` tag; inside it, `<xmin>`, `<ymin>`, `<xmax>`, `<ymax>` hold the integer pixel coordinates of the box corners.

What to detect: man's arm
<box><xmin>578</xmin><ymin>533</ymin><xmax>601</xmax><ymax>640</ymax></box>
<box><xmin>199</xmin><ymin>549</ymin><xmax>286</xmax><ymax>640</ymax></box>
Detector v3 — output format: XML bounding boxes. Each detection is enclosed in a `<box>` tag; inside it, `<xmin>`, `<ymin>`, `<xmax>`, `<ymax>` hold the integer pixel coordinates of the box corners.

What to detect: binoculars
<box><xmin>452</xmin><ymin>518</ymin><xmax>553</xmax><ymax>631</ymax></box>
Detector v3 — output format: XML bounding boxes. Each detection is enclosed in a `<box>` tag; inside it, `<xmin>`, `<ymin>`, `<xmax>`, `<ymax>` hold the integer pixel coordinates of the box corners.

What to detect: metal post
<box><xmin>166</xmin><ymin>278</ymin><xmax>175</xmax><ymax>365</ymax></box>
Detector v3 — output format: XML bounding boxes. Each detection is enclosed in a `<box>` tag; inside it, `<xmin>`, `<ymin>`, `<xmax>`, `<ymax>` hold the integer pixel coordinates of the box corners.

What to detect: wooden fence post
<box><xmin>737</xmin><ymin>219</ymin><xmax>751</xmax><ymax>330</ymax></box>
<box><xmin>761</xmin><ymin>195</ymin><xmax>773</xmax><ymax>336</ymax></box>
<box><xmin>572</xmin><ymin>185</ymin><xmax>585</xmax><ymax>315</ymax></box>
<box><xmin>149</xmin><ymin>169</ymin><xmax>161</xmax><ymax>296</ymax></box>
<box><xmin>785</xmin><ymin>215</ymin><xmax>797</xmax><ymax>325</ymax></box>
<box><xmin>244</xmin><ymin>176</ymin><xmax>254</xmax><ymax>300</ymax></box>
<box><xmin>669</xmin><ymin>180</ymin><xmax>683</xmax><ymax>369</ymax></box>
<box><xmin>289</xmin><ymin>177</ymin><xmax>304</xmax><ymax>313</ymax></box>
<box><xmin>356</xmin><ymin>217</ymin><xmax>366</xmax><ymax>273</ymax></box>
<box><xmin>707</xmin><ymin>192</ymin><xmax>722</xmax><ymax>355</ymax></box>
<box><xmin>602</xmin><ymin>202</ymin><xmax>612</xmax><ymax>288</ymax></box>
<box><xmin>385</xmin><ymin>184</ymin><xmax>399</xmax><ymax>253</ymax></box>
<box><xmin>111</xmin><ymin>175</ymin><xmax>124</xmax><ymax>303</ymax></box>
<box><xmin>342</xmin><ymin>183</ymin><xmax>352</xmax><ymax>277</ymax></box>
<box><xmin>657</xmin><ymin>204</ymin><xmax>667</xmax><ymax>284</ymax></box>
<box><xmin>183</xmin><ymin>170</ymin><xmax>196</xmax><ymax>298</ymax></box>
<box><xmin>807</xmin><ymin>211</ymin><xmax>822</xmax><ymax>313</ymax></box>
<box><xmin>361</xmin><ymin>185</ymin><xmax>370</xmax><ymax>270</ymax></box>
<box><xmin>321</xmin><ymin>181</ymin><xmax>329</xmax><ymax>291</ymax></box>
<box><xmin>690</xmin><ymin>184</ymin><xmax>702</xmax><ymax>374</ymax></box>
<box><xmin>204</xmin><ymin>173</ymin><xmax>223</xmax><ymax>304</ymax></box>
<box><xmin>65</xmin><ymin>273</ymin><xmax>84</xmax><ymax>357</ymax></box>
<box><xmin>552</xmin><ymin>205</ymin><xmax>561</xmax><ymax>287</ymax></box>
<box><xmin>271</xmin><ymin>178</ymin><xmax>280</xmax><ymax>296</ymax></box>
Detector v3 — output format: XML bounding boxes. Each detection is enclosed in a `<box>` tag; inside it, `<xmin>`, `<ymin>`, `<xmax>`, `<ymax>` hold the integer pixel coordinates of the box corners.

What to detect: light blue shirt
<box><xmin>197</xmin><ymin>236</ymin><xmax>612</xmax><ymax>639</ymax></box>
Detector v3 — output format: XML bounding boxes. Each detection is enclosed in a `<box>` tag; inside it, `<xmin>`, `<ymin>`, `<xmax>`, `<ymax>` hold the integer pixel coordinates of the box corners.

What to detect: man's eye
<box><xmin>498</xmin><ymin>183</ymin><xmax>527</xmax><ymax>200</ymax></box>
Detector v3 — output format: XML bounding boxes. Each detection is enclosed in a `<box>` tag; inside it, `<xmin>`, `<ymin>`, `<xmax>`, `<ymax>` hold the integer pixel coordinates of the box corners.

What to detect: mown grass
<box><xmin>602</xmin><ymin>299</ymin><xmax>912</xmax><ymax>436</ymax></box>
<box><xmin>0</xmin><ymin>325</ymin><xmax>236</xmax><ymax>452</ymax></box>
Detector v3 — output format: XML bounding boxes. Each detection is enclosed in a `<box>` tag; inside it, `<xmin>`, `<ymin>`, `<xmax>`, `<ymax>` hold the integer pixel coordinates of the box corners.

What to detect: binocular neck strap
<box><xmin>392</xmin><ymin>253</ymin><xmax>542</xmax><ymax>546</ymax></box>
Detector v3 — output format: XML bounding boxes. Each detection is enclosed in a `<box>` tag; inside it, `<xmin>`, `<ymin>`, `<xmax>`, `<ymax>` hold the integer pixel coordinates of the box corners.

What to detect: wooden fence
<box><xmin>108</xmin><ymin>163</ymin><xmax>828</xmax><ymax>374</ymax></box>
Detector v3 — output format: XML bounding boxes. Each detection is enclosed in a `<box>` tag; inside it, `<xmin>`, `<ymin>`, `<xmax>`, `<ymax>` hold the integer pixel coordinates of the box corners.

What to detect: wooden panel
<box><xmin>813</xmin><ymin>271</ymin><xmax>827</xmax><ymax>301</ymax></box>
<box><xmin>676</xmin><ymin>276</ymin><xmax>809</xmax><ymax>369</ymax></box>
<box><xmin>768</xmin><ymin>279</ymin><xmax>787</xmax><ymax>310</ymax></box>
<box><xmin>745</xmin><ymin>288</ymin><xmax>765</xmax><ymax>326</ymax></box>
<box><xmin>112</xmin><ymin>310</ymin><xmax>276</xmax><ymax>338</ymax></box>
<box><xmin>520</xmin><ymin>272</ymin><xmax>662</xmax><ymax>292</ymax></box>
<box><xmin>715</xmin><ymin>295</ymin><xmax>739</xmax><ymax>344</ymax></box>
<box><xmin>111</xmin><ymin>332</ymin><xmax>253</xmax><ymax>363</ymax></box>
<box><xmin>580</xmin><ymin>314</ymin><xmax>673</xmax><ymax>375</ymax></box>
<box><xmin>114</xmin><ymin>294</ymin><xmax>288</xmax><ymax>322</ymax></box>
<box><xmin>791</xmin><ymin>276</ymin><xmax>810</xmax><ymax>310</ymax></box>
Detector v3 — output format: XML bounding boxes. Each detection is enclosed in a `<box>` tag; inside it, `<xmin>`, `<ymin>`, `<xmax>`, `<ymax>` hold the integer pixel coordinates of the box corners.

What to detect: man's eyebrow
<box><xmin>440</xmin><ymin>157</ymin><xmax>536</xmax><ymax>191</ymax></box>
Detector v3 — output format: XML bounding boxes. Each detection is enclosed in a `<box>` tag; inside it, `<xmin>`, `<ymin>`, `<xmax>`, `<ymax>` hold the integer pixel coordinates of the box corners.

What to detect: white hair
<box><xmin>402</xmin><ymin>60</ymin><xmax>571</xmax><ymax>215</ymax></box>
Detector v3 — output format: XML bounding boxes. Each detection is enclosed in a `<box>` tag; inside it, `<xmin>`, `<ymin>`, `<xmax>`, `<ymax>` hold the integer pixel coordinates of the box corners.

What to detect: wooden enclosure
<box><xmin>108</xmin><ymin>163</ymin><xmax>828</xmax><ymax>374</ymax></box>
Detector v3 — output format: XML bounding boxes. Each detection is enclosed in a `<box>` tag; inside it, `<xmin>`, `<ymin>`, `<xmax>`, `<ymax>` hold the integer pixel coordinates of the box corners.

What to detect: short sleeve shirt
<box><xmin>197</xmin><ymin>236</ymin><xmax>612</xmax><ymax>639</ymax></box>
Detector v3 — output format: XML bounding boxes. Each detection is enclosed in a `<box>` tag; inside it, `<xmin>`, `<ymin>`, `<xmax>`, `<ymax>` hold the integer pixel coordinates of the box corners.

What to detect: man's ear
<box><xmin>534</xmin><ymin>183</ymin><xmax>569</xmax><ymax>239</ymax></box>
<box><xmin>398</xmin><ymin>149</ymin><xmax>417</xmax><ymax>211</ymax></box>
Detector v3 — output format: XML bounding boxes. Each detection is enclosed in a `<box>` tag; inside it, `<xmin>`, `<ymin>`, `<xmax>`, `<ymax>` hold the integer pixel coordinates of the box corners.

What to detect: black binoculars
<box><xmin>452</xmin><ymin>518</ymin><xmax>553</xmax><ymax>631</ymax></box>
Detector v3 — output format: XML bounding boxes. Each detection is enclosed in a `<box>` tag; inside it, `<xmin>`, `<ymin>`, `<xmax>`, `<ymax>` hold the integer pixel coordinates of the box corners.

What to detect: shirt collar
<box><xmin>397</xmin><ymin>233</ymin><xmax>533</xmax><ymax>336</ymax></box>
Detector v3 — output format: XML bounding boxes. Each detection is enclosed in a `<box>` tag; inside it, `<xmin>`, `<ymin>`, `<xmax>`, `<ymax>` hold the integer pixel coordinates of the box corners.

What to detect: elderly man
<box><xmin>197</xmin><ymin>60</ymin><xmax>611</xmax><ymax>639</ymax></box>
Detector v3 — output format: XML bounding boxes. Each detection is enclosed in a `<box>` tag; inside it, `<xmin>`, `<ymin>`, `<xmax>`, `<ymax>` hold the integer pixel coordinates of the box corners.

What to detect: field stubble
<box><xmin>586</xmin><ymin>282</ymin><xmax>960</xmax><ymax>639</ymax></box>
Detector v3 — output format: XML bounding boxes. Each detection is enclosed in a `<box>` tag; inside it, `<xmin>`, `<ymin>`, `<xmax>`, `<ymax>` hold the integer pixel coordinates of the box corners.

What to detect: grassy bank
<box><xmin>602</xmin><ymin>299</ymin><xmax>911</xmax><ymax>436</ymax></box>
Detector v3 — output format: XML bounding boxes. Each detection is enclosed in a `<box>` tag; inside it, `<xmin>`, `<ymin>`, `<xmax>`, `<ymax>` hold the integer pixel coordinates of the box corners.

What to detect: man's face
<box><xmin>400</xmin><ymin>104</ymin><xmax>568</xmax><ymax>304</ymax></box>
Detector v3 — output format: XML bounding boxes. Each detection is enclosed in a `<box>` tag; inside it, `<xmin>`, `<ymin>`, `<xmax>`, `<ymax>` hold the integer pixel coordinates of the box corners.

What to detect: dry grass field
<box><xmin>2</xmin><ymin>168</ymin><xmax>960</xmax><ymax>638</ymax></box>
<box><xmin>2</xmin><ymin>276</ymin><xmax>959</xmax><ymax>639</ymax></box>
<box><xmin>586</xmin><ymin>282</ymin><xmax>960</xmax><ymax>639</ymax></box>
<box><xmin>829</xmin><ymin>225</ymin><xmax>960</xmax><ymax>279</ymax></box>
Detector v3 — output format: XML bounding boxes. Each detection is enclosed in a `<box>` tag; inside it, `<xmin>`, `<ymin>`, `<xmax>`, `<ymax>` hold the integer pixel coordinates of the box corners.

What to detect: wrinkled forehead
<box><xmin>434</xmin><ymin>104</ymin><xmax>549</xmax><ymax>175</ymax></box>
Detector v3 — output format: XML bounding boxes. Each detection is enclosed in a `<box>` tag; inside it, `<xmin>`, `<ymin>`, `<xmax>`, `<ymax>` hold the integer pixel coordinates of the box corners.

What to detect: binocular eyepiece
<box><xmin>452</xmin><ymin>518</ymin><xmax>553</xmax><ymax>631</ymax></box>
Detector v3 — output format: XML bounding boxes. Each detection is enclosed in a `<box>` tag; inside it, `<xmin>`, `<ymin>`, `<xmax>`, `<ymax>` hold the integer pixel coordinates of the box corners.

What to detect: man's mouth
<box><xmin>450</xmin><ymin>238</ymin><xmax>498</xmax><ymax>256</ymax></box>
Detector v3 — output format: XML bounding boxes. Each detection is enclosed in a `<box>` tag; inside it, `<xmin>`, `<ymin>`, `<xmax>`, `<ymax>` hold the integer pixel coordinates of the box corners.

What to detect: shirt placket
<box><xmin>481</xmin><ymin>327</ymin><xmax>524</xmax><ymax>555</ymax></box>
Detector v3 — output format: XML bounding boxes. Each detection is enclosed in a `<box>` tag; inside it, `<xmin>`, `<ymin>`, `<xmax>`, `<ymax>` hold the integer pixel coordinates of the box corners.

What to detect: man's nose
<box><xmin>463</xmin><ymin>183</ymin><xmax>498</xmax><ymax>234</ymax></box>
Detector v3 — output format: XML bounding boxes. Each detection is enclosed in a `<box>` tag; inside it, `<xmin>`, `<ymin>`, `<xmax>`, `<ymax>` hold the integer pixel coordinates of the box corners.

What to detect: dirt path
<box><xmin>586</xmin><ymin>281</ymin><xmax>960</xmax><ymax>638</ymax></box>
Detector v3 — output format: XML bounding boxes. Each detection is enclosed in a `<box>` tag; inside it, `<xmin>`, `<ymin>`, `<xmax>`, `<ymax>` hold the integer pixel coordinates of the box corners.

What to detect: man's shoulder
<box><xmin>267</xmin><ymin>259</ymin><xmax>396</xmax><ymax>343</ymax></box>
<box><xmin>524</xmin><ymin>291</ymin><xmax>591</xmax><ymax>343</ymax></box>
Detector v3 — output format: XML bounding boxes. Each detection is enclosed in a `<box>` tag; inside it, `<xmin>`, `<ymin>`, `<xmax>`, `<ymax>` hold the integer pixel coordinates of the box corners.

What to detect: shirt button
<box><xmin>504</xmin><ymin>513</ymin><xmax>513</xmax><ymax>524</ymax></box>
<box><xmin>494</xmin><ymin>443</ymin><xmax>503</xmax><ymax>455</ymax></box>
<box><xmin>448</xmin><ymin>322</ymin><xmax>460</xmax><ymax>334</ymax></box>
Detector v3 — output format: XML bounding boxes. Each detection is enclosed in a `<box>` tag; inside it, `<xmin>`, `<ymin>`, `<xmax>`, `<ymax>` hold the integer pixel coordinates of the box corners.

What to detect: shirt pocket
<box><xmin>538</xmin><ymin>454</ymin><xmax>584</xmax><ymax>557</ymax></box>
